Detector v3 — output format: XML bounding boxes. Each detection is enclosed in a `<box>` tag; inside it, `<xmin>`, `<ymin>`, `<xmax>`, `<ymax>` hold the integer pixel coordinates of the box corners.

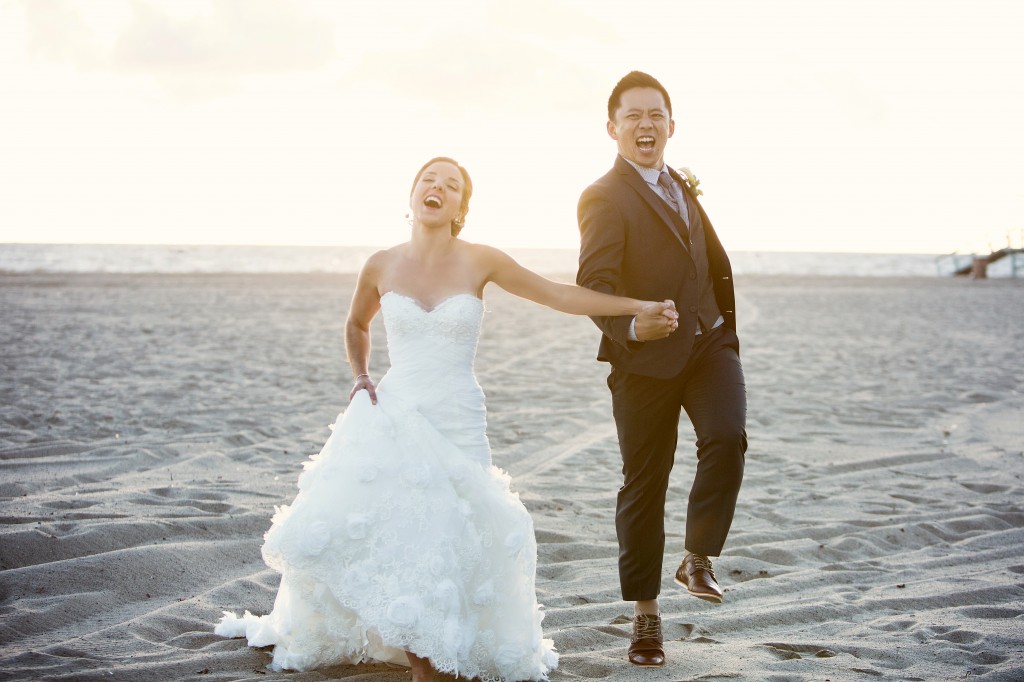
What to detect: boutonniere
<box><xmin>677</xmin><ymin>167</ymin><xmax>703</xmax><ymax>196</ymax></box>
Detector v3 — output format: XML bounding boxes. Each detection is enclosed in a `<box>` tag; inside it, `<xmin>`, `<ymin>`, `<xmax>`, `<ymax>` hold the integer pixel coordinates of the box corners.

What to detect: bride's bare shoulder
<box><xmin>356</xmin><ymin>246</ymin><xmax>407</xmax><ymax>293</ymax></box>
<box><xmin>379</xmin><ymin>242</ymin><xmax>412</xmax><ymax>257</ymax></box>
<box><xmin>364</xmin><ymin>243</ymin><xmax>410</xmax><ymax>269</ymax></box>
<box><xmin>460</xmin><ymin>240</ymin><xmax>509</xmax><ymax>264</ymax></box>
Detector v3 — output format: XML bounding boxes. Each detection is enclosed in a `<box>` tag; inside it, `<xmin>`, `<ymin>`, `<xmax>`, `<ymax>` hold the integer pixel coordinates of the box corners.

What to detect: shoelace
<box><xmin>633</xmin><ymin>614</ymin><xmax>662</xmax><ymax>641</ymax></box>
<box><xmin>691</xmin><ymin>554</ymin><xmax>716</xmax><ymax>578</ymax></box>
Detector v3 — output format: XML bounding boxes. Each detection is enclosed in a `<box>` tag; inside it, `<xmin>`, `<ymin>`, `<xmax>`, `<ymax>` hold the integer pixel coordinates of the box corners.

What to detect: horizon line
<box><xmin>0</xmin><ymin>241</ymin><xmax>966</xmax><ymax>257</ymax></box>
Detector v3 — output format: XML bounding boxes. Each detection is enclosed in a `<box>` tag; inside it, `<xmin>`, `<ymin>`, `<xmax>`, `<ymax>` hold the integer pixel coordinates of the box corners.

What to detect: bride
<box><xmin>215</xmin><ymin>157</ymin><xmax>678</xmax><ymax>681</ymax></box>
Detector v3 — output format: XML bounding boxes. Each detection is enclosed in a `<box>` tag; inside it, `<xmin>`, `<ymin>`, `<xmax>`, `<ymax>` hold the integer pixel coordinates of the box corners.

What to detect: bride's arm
<box><xmin>345</xmin><ymin>252</ymin><xmax>386</xmax><ymax>403</ymax></box>
<box><xmin>478</xmin><ymin>244</ymin><xmax>677</xmax><ymax>324</ymax></box>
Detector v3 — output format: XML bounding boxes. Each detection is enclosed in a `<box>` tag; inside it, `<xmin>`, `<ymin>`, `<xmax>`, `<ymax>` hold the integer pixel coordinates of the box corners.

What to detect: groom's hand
<box><xmin>635</xmin><ymin>300</ymin><xmax>679</xmax><ymax>341</ymax></box>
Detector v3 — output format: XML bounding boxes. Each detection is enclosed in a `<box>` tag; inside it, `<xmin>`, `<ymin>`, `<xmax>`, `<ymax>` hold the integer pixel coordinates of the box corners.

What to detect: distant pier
<box><xmin>937</xmin><ymin>232</ymin><xmax>1024</xmax><ymax>278</ymax></box>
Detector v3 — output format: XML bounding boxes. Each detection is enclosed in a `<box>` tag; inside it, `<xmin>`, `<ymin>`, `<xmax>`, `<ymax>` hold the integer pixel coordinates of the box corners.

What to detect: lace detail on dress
<box><xmin>382</xmin><ymin>291</ymin><xmax>483</xmax><ymax>349</ymax></box>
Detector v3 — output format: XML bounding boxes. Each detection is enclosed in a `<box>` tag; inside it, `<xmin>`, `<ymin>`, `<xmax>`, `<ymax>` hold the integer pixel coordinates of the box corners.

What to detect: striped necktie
<box><xmin>658</xmin><ymin>170</ymin><xmax>683</xmax><ymax>217</ymax></box>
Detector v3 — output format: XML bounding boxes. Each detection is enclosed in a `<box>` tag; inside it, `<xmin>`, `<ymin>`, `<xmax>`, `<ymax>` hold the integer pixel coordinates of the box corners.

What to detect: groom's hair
<box><xmin>607</xmin><ymin>71</ymin><xmax>673</xmax><ymax>120</ymax></box>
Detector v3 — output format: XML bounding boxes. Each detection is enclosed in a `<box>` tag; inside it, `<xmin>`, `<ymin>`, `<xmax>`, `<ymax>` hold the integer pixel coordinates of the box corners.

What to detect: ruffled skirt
<box><xmin>215</xmin><ymin>389</ymin><xmax>558</xmax><ymax>681</ymax></box>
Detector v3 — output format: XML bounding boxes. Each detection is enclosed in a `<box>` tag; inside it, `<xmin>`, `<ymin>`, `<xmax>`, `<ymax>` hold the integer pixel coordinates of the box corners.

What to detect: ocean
<box><xmin>0</xmin><ymin>243</ymin><xmax>1019</xmax><ymax>278</ymax></box>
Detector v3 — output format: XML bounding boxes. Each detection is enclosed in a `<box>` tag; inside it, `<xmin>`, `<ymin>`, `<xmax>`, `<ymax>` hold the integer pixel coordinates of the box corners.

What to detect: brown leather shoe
<box><xmin>627</xmin><ymin>613</ymin><xmax>664</xmax><ymax>666</ymax></box>
<box><xmin>674</xmin><ymin>553</ymin><xmax>724</xmax><ymax>603</ymax></box>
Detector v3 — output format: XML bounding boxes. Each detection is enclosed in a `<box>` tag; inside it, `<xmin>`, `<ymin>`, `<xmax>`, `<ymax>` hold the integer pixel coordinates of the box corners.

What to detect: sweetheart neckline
<box><xmin>381</xmin><ymin>290</ymin><xmax>483</xmax><ymax>313</ymax></box>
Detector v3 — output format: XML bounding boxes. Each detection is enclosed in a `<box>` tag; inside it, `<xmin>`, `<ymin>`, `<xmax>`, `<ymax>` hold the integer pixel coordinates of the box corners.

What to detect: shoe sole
<box><xmin>673</xmin><ymin>576</ymin><xmax>723</xmax><ymax>603</ymax></box>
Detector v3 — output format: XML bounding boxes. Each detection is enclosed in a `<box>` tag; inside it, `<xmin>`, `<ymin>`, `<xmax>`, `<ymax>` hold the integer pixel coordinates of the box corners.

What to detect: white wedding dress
<box><xmin>216</xmin><ymin>292</ymin><xmax>558</xmax><ymax>681</ymax></box>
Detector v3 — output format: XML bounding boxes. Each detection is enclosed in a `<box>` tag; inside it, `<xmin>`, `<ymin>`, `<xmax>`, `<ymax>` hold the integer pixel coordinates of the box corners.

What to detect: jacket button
<box><xmin>689</xmin><ymin>305</ymin><xmax>697</xmax><ymax>313</ymax></box>
<box><xmin>689</xmin><ymin>272</ymin><xmax>696</xmax><ymax>279</ymax></box>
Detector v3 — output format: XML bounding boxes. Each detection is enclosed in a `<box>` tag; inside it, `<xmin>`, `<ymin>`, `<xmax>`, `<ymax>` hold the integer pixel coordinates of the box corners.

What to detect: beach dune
<box><xmin>1</xmin><ymin>272</ymin><xmax>1022</xmax><ymax>681</ymax></box>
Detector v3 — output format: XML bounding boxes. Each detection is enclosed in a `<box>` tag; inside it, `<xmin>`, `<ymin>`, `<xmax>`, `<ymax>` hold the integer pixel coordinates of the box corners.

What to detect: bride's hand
<box><xmin>349</xmin><ymin>375</ymin><xmax>378</xmax><ymax>405</ymax></box>
<box><xmin>635</xmin><ymin>300</ymin><xmax>679</xmax><ymax>340</ymax></box>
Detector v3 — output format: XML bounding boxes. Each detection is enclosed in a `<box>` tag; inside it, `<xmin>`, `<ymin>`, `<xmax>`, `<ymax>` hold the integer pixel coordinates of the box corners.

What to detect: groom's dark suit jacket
<box><xmin>577</xmin><ymin>155</ymin><xmax>737</xmax><ymax>379</ymax></box>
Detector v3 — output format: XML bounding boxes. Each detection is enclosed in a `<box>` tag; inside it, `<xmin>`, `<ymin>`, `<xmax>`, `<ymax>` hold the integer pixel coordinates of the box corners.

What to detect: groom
<box><xmin>577</xmin><ymin>71</ymin><xmax>747</xmax><ymax>667</ymax></box>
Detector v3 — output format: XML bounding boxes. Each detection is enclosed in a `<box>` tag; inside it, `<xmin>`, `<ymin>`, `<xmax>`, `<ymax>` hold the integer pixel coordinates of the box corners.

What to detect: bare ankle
<box><xmin>406</xmin><ymin>652</ymin><xmax>433</xmax><ymax>682</ymax></box>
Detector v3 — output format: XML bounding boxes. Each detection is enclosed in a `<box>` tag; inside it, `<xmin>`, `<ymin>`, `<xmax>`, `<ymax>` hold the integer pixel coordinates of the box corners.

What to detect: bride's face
<box><xmin>410</xmin><ymin>161</ymin><xmax>465</xmax><ymax>230</ymax></box>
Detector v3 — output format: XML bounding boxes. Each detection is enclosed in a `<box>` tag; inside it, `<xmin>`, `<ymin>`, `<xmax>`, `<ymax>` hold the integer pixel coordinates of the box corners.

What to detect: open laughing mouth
<box><xmin>636</xmin><ymin>136</ymin><xmax>656</xmax><ymax>152</ymax></box>
<box><xmin>424</xmin><ymin>195</ymin><xmax>442</xmax><ymax>208</ymax></box>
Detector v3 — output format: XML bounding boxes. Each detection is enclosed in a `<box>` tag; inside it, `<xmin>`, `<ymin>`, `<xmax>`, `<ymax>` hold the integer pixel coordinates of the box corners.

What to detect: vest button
<box><xmin>689</xmin><ymin>272</ymin><xmax>697</xmax><ymax>279</ymax></box>
<box><xmin>689</xmin><ymin>305</ymin><xmax>697</xmax><ymax>313</ymax></box>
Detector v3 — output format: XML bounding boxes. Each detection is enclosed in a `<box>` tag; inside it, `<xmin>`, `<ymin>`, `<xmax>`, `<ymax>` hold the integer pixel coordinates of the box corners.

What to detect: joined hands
<box><xmin>636</xmin><ymin>300</ymin><xmax>679</xmax><ymax>341</ymax></box>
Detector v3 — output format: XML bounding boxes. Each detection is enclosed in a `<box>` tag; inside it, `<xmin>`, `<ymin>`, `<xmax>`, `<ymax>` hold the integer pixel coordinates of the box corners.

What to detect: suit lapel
<box><xmin>615</xmin><ymin>157</ymin><xmax>690</xmax><ymax>254</ymax></box>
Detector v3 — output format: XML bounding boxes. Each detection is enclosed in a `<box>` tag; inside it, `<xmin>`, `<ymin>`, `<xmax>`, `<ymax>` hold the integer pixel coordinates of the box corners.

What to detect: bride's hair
<box><xmin>411</xmin><ymin>156</ymin><xmax>474</xmax><ymax>237</ymax></box>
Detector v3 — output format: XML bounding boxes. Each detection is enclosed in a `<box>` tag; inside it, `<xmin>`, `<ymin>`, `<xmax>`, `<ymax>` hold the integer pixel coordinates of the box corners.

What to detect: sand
<box><xmin>1</xmin><ymin>272</ymin><xmax>1022</xmax><ymax>681</ymax></box>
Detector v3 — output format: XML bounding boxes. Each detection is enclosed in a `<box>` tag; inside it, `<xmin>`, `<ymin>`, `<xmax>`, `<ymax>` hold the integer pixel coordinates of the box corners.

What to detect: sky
<box><xmin>1</xmin><ymin>0</ymin><xmax>1022</xmax><ymax>254</ymax></box>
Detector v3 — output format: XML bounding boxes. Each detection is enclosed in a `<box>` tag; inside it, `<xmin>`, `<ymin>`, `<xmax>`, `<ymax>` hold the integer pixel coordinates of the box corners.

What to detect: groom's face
<box><xmin>607</xmin><ymin>87</ymin><xmax>674</xmax><ymax>169</ymax></box>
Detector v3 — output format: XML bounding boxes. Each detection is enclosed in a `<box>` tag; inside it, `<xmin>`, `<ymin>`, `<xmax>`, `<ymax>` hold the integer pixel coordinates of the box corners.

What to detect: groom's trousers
<box><xmin>608</xmin><ymin>324</ymin><xmax>747</xmax><ymax>602</ymax></box>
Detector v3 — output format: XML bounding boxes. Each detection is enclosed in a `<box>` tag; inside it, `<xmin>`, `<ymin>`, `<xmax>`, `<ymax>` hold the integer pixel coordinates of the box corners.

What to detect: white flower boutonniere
<box><xmin>677</xmin><ymin>167</ymin><xmax>703</xmax><ymax>196</ymax></box>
